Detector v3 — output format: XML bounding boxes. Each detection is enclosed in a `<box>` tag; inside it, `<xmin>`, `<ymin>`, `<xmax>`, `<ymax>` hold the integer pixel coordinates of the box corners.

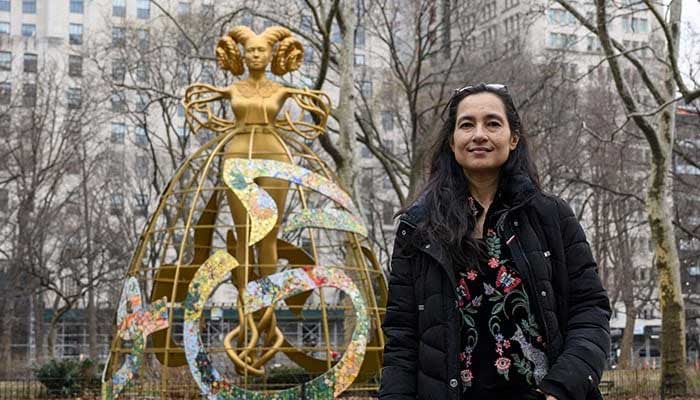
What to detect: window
<box><xmin>177</xmin><ymin>104</ymin><xmax>185</xmax><ymax>117</ymax></box>
<box><xmin>110</xmin><ymin>193</ymin><xmax>124</xmax><ymax>215</ymax></box>
<box><xmin>177</xmin><ymin>2</ymin><xmax>190</xmax><ymax>15</ymax></box>
<box><xmin>137</xmin><ymin>29</ymin><xmax>150</xmax><ymax>50</ymax></box>
<box><xmin>331</xmin><ymin>24</ymin><xmax>341</xmax><ymax>44</ymax></box>
<box><xmin>356</xmin><ymin>0</ymin><xmax>366</xmax><ymax>16</ymax></box>
<box><xmin>504</xmin><ymin>13</ymin><xmax>521</xmax><ymax>35</ymax></box>
<box><xmin>21</xmin><ymin>24</ymin><xmax>35</xmax><ymax>37</ymax></box>
<box><xmin>112</xmin><ymin>27</ymin><xmax>126</xmax><ymax>46</ymax></box>
<box><xmin>622</xmin><ymin>16</ymin><xmax>648</xmax><ymax>33</ymax></box>
<box><xmin>113</xmin><ymin>0</ymin><xmax>125</xmax><ymax>17</ymax></box>
<box><xmin>355</xmin><ymin>25</ymin><xmax>365</xmax><ymax>48</ymax></box>
<box><xmin>301</xmin><ymin>15</ymin><xmax>313</xmax><ymax>32</ymax></box>
<box><xmin>70</xmin><ymin>0</ymin><xmax>83</xmax><ymax>14</ymax></box>
<box><xmin>111</xmin><ymin>91</ymin><xmax>126</xmax><ymax>112</ymax></box>
<box><xmin>483</xmin><ymin>1</ymin><xmax>497</xmax><ymax>20</ymax></box>
<box><xmin>111</xmin><ymin>122</ymin><xmax>126</xmax><ymax>144</ymax></box>
<box><xmin>176</xmin><ymin>126</ymin><xmax>187</xmax><ymax>138</ymax></box>
<box><xmin>201</xmin><ymin>64</ymin><xmax>214</xmax><ymax>83</ymax></box>
<box><xmin>547</xmin><ymin>9</ymin><xmax>576</xmax><ymax>25</ymax></box>
<box><xmin>201</xmin><ymin>0</ymin><xmax>214</xmax><ymax>15</ymax></box>
<box><xmin>0</xmin><ymin>1</ymin><xmax>9</xmax><ymax>12</ymax></box>
<box><xmin>22</xmin><ymin>83</ymin><xmax>36</xmax><ymax>107</ymax></box>
<box><xmin>547</xmin><ymin>32</ymin><xmax>576</xmax><ymax>49</ymax></box>
<box><xmin>134</xmin><ymin>126</ymin><xmax>148</xmax><ymax>146</ymax></box>
<box><xmin>0</xmin><ymin>82</ymin><xmax>10</xmax><ymax>104</ymax></box>
<box><xmin>381</xmin><ymin>111</ymin><xmax>393</xmax><ymax>131</ymax></box>
<box><xmin>586</xmin><ymin>35</ymin><xmax>602</xmax><ymax>52</ymax></box>
<box><xmin>0</xmin><ymin>22</ymin><xmax>8</xmax><ymax>35</ymax></box>
<box><xmin>360</xmin><ymin>80</ymin><xmax>372</xmax><ymax>98</ymax></box>
<box><xmin>0</xmin><ymin>51</ymin><xmax>10</xmax><ymax>71</ymax></box>
<box><xmin>23</xmin><ymin>53</ymin><xmax>37</xmax><ymax>73</ymax></box>
<box><xmin>176</xmin><ymin>63</ymin><xmax>188</xmax><ymax>85</ymax></box>
<box><xmin>135</xmin><ymin>155</ymin><xmax>149</xmax><ymax>174</ymax></box>
<box><xmin>481</xmin><ymin>25</ymin><xmax>497</xmax><ymax>46</ymax></box>
<box><xmin>68</xmin><ymin>55</ymin><xmax>82</xmax><ymax>77</ymax></box>
<box><xmin>67</xmin><ymin>87</ymin><xmax>82</xmax><ymax>109</ymax></box>
<box><xmin>631</xmin><ymin>17</ymin><xmax>648</xmax><ymax>33</ymax></box>
<box><xmin>136</xmin><ymin>62</ymin><xmax>148</xmax><ymax>82</ymax></box>
<box><xmin>137</xmin><ymin>0</ymin><xmax>150</xmax><ymax>19</ymax></box>
<box><xmin>134</xmin><ymin>193</ymin><xmax>148</xmax><ymax>214</ymax></box>
<box><xmin>0</xmin><ymin>188</ymin><xmax>9</xmax><ymax>214</ymax></box>
<box><xmin>136</xmin><ymin>95</ymin><xmax>147</xmax><ymax>111</ymax></box>
<box><xmin>383</xmin><ymin>202</ymin><xmax>395</xmax><ymax>225</ymax></box>
<box><xmin>303</xmin><ymin>49</ymin><xmax>313</xmax><ymax>64</ymax></box>
<box><xmin>112</xmin><ymin>59</ymin><xmax>126</xmax><ymax>82</ymax></box>
<box><xmin>354</xmin><ymin>53</ymin><xmax>365</xmax><ymax>66</ymax></box>
<box><xmin>69</xmin><ymin>24</ymin><xmax>83</xmax><ymax>45</ymax></box>
<box><xmin>241</xmin><ymin>12</ymin><xmax>253</xmax><ymax>26</ymax></box>
<box><xmin>22</xmin><ymin>0</ymin><xmax>36</xmax><ymax>14</ymax></box>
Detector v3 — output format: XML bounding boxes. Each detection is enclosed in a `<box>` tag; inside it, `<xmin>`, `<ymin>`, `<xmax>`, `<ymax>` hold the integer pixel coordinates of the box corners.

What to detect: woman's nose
<box><xmin>472</xmin><ymin>125</ymin><xmax>488</xmax><ymax>141</ymax></box>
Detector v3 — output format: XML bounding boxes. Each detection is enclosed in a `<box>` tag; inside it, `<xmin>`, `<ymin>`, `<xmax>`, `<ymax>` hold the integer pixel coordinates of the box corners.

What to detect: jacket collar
<box><xmin>398</xmin><ymin>173</ymin><xmax>538</xmax><ymax>286</ymax></box>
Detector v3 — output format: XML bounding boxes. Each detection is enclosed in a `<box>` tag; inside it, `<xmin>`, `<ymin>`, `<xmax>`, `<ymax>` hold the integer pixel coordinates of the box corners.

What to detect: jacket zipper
<box><xmin>496</xmin><ymin>207</ymin><xmax>553</xmax><ymax>362</ymax></box>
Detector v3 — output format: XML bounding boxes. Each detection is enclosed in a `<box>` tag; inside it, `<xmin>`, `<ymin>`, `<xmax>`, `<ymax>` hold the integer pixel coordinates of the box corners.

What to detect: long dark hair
<box><xmin>406</xmin><ymin>84</ymin><xmax>541</xmax><ymax>270</ymax></box>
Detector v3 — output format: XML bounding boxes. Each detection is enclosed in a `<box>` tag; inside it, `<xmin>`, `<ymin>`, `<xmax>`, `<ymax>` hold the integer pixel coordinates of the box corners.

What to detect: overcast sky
<box><xmin>679</xmin><ymin>0</ymin><xmax>699</xmax><ymax>85</ymax></box>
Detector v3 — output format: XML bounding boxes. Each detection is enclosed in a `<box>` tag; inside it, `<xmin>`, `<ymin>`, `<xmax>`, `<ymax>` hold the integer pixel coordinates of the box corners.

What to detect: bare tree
<box><xmin>551</xmin><ymin>0</ymin><xmax>700</xmax><ymax>392</ymax></box>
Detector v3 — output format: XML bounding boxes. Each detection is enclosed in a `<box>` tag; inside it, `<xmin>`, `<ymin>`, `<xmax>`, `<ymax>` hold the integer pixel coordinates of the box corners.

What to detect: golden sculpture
<box><xmin>101</xmin><ymin>25</ymin><xmax>387</xmax><ymax>399</ymax></box>
<box><xmin>182</xmin><ymin>26</ymin><xmax>332</xmax><ymax>376</ymax></box>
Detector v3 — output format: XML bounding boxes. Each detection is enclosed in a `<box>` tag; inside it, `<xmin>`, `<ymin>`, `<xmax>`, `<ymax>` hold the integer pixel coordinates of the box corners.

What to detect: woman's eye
<box><xmin>487</xmin><ymin>121</ymin><xmax>502</xmax><ymax>128</ymax></box>
<box><xmin>459</xmin><ymin>123</ymin><xmax>473</xmax><ymax>129</ymax></box>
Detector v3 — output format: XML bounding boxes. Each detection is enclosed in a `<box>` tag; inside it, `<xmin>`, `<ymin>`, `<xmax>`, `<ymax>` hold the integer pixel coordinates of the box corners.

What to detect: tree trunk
<box><xmin>619</xmin><ymin>298</ymin><xmax>636</xmax><ymax>369</ymax></box>
<box><xmin>33</xmin><ymin>292</ymin><xmax>45</xmax><ymax>364</ymax></box>
<box><xmin>0</xmin><ymin>298</ymin><xmax>15</xmax><ymax>378</ymax></box>
<box><xmin>652</xmin><ymin>0</ymin><xmax>686</xmax><ymax>394</ymax></box>
<box><xmin>88</xmin><ymin>284</ymin><xmax>97</xmax><ymax>360</ymax></box>
<box><xmin>650</xmin><ymin>105</ymin><xmax>687</xmax><ymax>395</ymax></box>
<box><xmin>336</xmin><ymin>0</ymin><xmax>358</xmax><ymax>349</ymax></box>
<box><xmin>335</xmin><ymin>1</ymin><xmax>358</xmax><ymax>201</ymax></box>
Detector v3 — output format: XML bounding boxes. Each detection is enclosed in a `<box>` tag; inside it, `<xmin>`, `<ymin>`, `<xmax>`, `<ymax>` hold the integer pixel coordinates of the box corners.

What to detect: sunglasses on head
<box><xmin>453</xmin><ymin>83</ymin><xmax>508</xmax><ymax>95</ymax></box>
<box><xmin>441</xmin><ymin>83</ymin><xmax>518</xmax><ymax>122</ymax></box>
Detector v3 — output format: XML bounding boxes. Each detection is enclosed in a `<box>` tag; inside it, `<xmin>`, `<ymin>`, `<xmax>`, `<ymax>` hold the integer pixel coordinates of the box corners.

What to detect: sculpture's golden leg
<box><xmin>223</xmin><ymin>129</ymin><xmax>291</xmax><ymax>376</ymax></box>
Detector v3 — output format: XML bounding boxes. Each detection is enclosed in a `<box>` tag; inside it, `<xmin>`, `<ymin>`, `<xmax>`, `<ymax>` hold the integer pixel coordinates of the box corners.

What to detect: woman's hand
<box><xmin>536</xmin><ymin>388</ymin><xmax>557</xmax><ymax>400</ymax></box>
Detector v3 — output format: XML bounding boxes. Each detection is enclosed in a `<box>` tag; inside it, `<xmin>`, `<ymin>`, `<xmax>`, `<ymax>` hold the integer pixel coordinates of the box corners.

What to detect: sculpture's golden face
<box><xmin>244</xmin><ymin>36</ymin><xmax>273</xmax><ymax>72</ymax></box>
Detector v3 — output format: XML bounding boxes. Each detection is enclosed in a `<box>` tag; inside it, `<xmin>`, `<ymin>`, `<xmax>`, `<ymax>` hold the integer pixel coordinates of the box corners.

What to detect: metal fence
<box><xmin>4</xmin><ymin>369</ymin><xmax>700</xmax><ymax>399</ymax></box>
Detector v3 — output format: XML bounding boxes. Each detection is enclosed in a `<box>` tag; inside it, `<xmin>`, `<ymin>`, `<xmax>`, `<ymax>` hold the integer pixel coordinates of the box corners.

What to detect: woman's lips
<box><xmin>468</xmin><ymin>147</ymin><xmax>492</xmax><ymax>155</ymax></box>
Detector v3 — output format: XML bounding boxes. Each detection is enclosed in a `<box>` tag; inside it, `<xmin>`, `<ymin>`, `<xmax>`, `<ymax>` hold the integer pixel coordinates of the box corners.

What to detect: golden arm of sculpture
<box><xmin>275</xmin><ymin>88</ymin><xmax>332</xmax><ymax>140</ymax></box>
<box><xmin>183</xmin><ymin>83</ymin><xmax>235</xmax><ymax>134</ymax></box>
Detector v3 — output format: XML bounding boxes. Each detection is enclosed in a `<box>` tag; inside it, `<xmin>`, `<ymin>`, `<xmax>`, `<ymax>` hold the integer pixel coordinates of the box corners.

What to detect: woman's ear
<box><xmin>510</xmin><ymin>132</ymin><xmax>519</xmax><ymax>150</ymax></box>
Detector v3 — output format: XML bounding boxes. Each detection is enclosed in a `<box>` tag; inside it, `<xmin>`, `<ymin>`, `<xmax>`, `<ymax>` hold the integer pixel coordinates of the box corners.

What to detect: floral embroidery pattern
<box><xmin>455</xmin><ymin>229</ymin><xmax>549</xmax><ymax>392</ymax></box>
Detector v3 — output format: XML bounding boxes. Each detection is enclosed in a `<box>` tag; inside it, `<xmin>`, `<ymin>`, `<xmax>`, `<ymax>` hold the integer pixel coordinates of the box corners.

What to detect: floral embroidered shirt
<box><xmin>457</xmin><ymin>196</ymin><xmax>549</xmax><ymax>397</ymax></box>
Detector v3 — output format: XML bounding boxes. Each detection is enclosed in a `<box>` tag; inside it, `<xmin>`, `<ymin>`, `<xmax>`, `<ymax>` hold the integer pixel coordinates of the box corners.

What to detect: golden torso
<box><xmin>225</xmin><ymin>79</ymin><xmax>290</xmax><ymax>162</ymax></box>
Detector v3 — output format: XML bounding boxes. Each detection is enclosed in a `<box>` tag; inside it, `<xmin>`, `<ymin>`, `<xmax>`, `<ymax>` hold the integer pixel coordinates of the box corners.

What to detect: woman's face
<box><xmin>244</xmin><ymin>36</ymin><xmax>272</xmax><ymax>71</ymax></box>
<box><xmin>450</xmin><ymin>92</ymin><xmax>519</xmax><ymax>176</ymax></box>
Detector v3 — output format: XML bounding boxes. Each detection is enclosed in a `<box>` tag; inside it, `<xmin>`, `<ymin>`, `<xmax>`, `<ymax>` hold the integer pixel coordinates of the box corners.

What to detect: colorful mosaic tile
<box><xmin>284</xmin><ymin>207</ymin><xmax>368</xmax><ymax>237</ymax></box>
<box><xmin>223</xmin><ymin>158</ymin><xmax>363</xmax><ymax>245</ymax></box>
<box><xmin>102</xmin><ymin>277</ymin><xmax>169</xmax><ymax>400</ymax></box>
<box><xmin>183</xmin><ymin>251</ymin><xmax>369</xmax><ymax>399</ymax></box>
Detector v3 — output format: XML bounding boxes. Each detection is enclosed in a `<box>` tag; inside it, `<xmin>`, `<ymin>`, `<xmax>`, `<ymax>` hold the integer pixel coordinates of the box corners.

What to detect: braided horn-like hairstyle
<box><xmin>261</xmin><ymin>27</ymin><xmax>304</xmax><ymax>76</ymax></box>
<box><xmin>215</xmin><ymin>26</ymin><xmax>256</xmax><ymax>76</ymax></box>
<box><xmin>215</xmin><ymin>25</ymin><xmax>304</xmax><ymax>76</ymax></box>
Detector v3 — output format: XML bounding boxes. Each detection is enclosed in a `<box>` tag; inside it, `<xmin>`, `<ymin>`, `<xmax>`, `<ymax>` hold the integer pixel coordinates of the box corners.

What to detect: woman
<box><xmin>379</xmin><ymin>84</ymin><xmax>611</xmax><ymax>400</ymax></box>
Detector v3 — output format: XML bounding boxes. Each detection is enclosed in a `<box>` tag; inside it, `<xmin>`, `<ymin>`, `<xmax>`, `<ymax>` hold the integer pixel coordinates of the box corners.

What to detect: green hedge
<box><xmin>33</xmin><ymin>358</ymin><xmax>100</xmax><ymax>397</ymax></box>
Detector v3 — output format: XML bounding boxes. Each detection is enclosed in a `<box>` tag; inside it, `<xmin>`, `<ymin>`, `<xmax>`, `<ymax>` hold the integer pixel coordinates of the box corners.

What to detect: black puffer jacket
<box><xmin>379</xmin><ymin>178</ymin><xmax>611</xmax><ymax>400</ymax></box>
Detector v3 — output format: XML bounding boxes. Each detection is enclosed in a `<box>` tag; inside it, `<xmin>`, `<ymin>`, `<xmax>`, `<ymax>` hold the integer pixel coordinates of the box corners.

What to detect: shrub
<box><xmin>33</xmin><ymin>358</ymin><xmax>100</xmax><ymax>397</ymax></box>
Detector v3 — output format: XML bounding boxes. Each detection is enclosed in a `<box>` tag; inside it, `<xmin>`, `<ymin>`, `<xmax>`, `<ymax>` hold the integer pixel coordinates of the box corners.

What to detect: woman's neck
<box><xmin>248</xmin><ymin>69</ymin><xmax>266</xmax><ymax>82</ymax></box>
<box><xmin>465</xmin><ymin>171</ymin><xmax>499</xmax><ymax>208</ymax></box>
